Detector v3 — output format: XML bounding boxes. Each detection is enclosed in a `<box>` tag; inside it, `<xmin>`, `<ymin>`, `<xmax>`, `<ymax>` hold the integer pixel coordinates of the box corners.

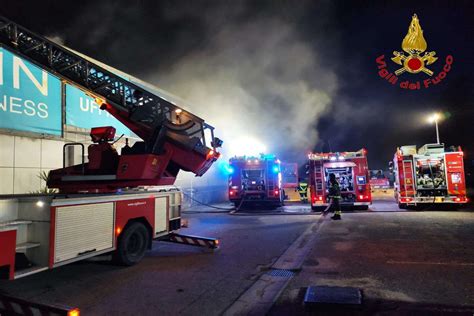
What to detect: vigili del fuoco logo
<box><xmin>376</xmin><ymin>14</ymin><xmax>453</xmax><ymax>90</ymax></box>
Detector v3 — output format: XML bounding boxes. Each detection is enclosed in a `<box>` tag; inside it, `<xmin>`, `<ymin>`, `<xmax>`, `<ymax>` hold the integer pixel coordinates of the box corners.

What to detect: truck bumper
<box><xmin>312</xmin><ymin>201</ymin><xmax>371</xmax><ymax>207</ymax></box>
<box><xmin>410</xmin><ymin>197</ymin><xmax>468</xmax><ymax>204</ymax></box>
<box><xmin>353</xmin><ymin>202</ymin><xmax>371</xmax><ymax>206</ymax></box>
<box><xmin>230</xmin><ymin>197</ymin><xmax>281</xmax><ymax>204</ymax></box>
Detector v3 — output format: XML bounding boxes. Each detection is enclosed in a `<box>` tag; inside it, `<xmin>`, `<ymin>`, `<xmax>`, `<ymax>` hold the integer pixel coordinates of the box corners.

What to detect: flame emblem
<box><xmin>391</xmin><ymin>14</ymin><xmax>437</xmax><ymax>76</ymax></box>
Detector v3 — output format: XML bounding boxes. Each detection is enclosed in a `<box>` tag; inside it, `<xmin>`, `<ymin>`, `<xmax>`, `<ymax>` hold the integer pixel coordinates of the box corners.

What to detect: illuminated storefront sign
<box><xmin>0</xmin><ymin>47</ymin><xmax>62</xmax><ymax>135</ymax></box>
<box><xmin>65</xmin><ymin>84</ymin><xmax>132</xmax><ymax>136</ymax></box>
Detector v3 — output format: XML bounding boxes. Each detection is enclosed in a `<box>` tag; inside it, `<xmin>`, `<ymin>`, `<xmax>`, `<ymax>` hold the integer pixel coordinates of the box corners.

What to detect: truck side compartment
<box><xmin>0</xmin><ymin>190</ymin><xmax>181</xmax><ymax>280</ymax></box>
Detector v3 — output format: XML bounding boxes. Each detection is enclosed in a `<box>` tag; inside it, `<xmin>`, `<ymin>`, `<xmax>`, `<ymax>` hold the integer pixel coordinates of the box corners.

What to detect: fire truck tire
<box><xmin>398</xmin><ymin>202</ymin><xmax>407</xmax><ymax>209</ymax></box>
<box><xmin>114</xmin><ymin>222</ymin><xmax>150</xmax><ymax>266</ymax></box>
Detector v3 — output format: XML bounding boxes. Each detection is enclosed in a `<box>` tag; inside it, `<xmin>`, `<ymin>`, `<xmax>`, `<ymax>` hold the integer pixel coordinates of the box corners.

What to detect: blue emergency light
<box><xmin>225</xmin><ymin>165</ymin><xmax>235</xmax><ymax>174</ymax></box>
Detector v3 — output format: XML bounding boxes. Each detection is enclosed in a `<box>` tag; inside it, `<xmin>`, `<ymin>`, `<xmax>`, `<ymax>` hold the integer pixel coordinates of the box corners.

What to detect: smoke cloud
<box><xmin>146</xmin><ymin>5</ymin><xmax>338</xmax><ymax>164</ymax></box>
<box><xmin>39</xmin><ymin>1</ymin><xmax>340</xmax><ymax>199</ymax></box>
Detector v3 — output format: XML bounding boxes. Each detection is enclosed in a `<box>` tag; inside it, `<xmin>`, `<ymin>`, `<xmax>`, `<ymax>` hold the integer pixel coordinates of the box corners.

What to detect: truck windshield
<box><xmin>242</xmin><ymin>169</ymin><xmax>265</xmax><ymax>190</ymax></box>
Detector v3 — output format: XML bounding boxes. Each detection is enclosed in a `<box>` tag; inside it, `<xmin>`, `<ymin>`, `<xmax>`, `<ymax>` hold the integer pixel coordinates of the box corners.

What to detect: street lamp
<box><xmin>427</xmin><ymin>113</ymin><xmax>441</xmax><ymax>144</ymax></box>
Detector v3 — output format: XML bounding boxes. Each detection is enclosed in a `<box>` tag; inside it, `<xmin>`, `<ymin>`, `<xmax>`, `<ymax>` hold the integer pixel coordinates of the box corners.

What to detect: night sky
<box><xmin>2</xmin><ymin>0</ymin><xmax>473</xmax><ymax>170</ymax></box>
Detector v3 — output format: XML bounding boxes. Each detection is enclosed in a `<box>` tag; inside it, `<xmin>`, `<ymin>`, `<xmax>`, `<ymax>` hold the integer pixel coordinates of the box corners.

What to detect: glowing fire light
<box><xmin>226</xmin><ymin>136</ymin><xmax>267</xmax><ymax>157</ymax></box>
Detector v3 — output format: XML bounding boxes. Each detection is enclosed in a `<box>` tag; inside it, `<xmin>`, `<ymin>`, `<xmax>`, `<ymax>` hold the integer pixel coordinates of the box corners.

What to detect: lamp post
<box><xmin>428</xmin><ymin>113</ymin><xmax>441</xmax><ymax>144</ymax></box>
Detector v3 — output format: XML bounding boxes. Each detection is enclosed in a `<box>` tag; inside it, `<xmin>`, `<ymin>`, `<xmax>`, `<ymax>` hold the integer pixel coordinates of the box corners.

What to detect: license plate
<box><xmin>435</xmin><ymin>197</ymin><xmax>443</xmax><ymax>203</ymax></box>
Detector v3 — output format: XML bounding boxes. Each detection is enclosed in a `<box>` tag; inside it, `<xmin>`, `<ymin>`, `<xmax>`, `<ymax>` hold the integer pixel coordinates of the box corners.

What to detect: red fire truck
<box><xmin>308</xmin><ymin>149</ymin><xmax>372</xmax><ymax>211</ymax></box>
<box><xmin>369</xmin><ymin>170</ymin><xmax>391</xmax><ymax>191</ymax></box>
<box><xmin>0</xmin><ymin>17</ymin><xmax>221</xmax><ymax>280</ymax></box>
<box><xmin>392</xmin><ymin>144</ymin><xmax>467</xmax><ymax>209</ymax></box>
<box><xmin>228</xmin><ymin>154</ymin><xmax>283</xmax><ymax>207</ymax></box>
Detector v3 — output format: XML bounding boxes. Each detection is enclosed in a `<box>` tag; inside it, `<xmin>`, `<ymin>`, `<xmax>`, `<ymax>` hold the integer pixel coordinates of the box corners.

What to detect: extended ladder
<box><xmin>0</xmin><ymin>16</ymin><xmax>217</xmax><ymax>155</ymax></box>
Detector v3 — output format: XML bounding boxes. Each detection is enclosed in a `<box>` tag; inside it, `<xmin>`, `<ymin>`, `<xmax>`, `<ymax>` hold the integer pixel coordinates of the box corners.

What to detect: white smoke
<box><xmin>147</xmin><ymin>15</ymin><xmax>337</xmax><ymax>164</ymax></box>
<box><xmin>55</xmin><ymin>2</ymin><xmax>339</xmax><ymax>198</ymax></box>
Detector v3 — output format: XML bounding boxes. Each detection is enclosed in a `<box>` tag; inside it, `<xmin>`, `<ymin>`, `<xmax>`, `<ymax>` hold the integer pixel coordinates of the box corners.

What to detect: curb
<box><xmin>223</xmin><ymin>212</ymin><xmax>328</xmax><ymax>315</ymax></box>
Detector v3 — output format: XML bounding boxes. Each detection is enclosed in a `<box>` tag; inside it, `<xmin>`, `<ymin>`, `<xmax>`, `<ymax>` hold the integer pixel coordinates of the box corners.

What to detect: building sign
<box><xmin>65</xmin><ymin>84</ymin><xmax>132</xmax><ymax>136</ymax></box>
<box><xmin>0</xmin><ymin>47</ymin><xmax>62</xmax><ymax>135</ymax></box>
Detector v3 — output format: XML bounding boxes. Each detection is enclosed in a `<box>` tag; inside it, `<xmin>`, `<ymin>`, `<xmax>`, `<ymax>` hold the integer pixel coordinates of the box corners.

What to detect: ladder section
<box><xmin>0</xmin><ymin>16</ymin><xmax>222</xmax><ymax>193</ymax></box>
<box><xmin>0</xmin><ymin>16</ymin><xmax>201</xmax><ymax>140</ymax></box>
<box><xmin>265</xmin><ymin>160</ymin><xmax>276</xmax><ymax>196</ymax></box>
<box><xmin>0</xmin><ymin>16</ymin><xmax>220</xmax><ymax>173</ymax></box>
<box><xmin>401</xmin><ymin>160</ymin><xmax>416</xmax><ymax>201</ymax></box>
<box><xmin>313</xmin><ymin>161</ymin><xmax>325</xmax><ymax>197</ymax></box>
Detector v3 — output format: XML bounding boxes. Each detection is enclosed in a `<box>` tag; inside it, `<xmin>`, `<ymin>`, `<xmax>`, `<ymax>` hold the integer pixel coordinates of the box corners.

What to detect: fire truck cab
<box><xmin>308</xmin><ymin>149</ymin><xmax>372</xmax><ymax>211</ymax></box>
<box><xmin>228</xmin><ymin>155</ymin><xmax>283</xmax><ymax>207</ymax></box>
<box><xmin>392</xmin><ymin>144</ymin><xmax>467</xmax><ymax>208</ymax></box>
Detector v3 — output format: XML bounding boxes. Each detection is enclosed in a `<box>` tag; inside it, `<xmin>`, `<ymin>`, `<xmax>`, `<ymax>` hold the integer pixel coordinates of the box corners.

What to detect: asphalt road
<box><xmin>272</xmin><ymin>197</ymin><xmax>474</xmax><ymax>315</ymax></box>
<box><xmin>1</xmin><ymin>194</ymin><xmax>473</xmax><ymax>315</ymax></box>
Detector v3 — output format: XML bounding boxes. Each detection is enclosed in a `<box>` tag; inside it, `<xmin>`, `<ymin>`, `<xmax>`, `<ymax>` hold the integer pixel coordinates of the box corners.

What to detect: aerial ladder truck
<box><xmin>0</xmin><ymin>16</ymin><xmax>222</xmax><ymax>280</ymax></box>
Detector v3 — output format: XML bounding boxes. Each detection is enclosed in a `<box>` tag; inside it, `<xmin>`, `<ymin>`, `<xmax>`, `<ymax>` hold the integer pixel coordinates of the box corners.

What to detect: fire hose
<box><xmin>180</xmin><ymin>190</ymin><xmax>274</xmax><ymax>213</ymax></box>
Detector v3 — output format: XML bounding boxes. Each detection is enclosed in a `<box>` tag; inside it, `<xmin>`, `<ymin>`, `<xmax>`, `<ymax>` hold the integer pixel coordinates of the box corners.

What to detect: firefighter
<box><xmin>297</xmin><ymin>180</ymin><xmax>308</xmax><ymax>203</ymax></box>
<box><xmin>328</xmin><ymin>173</ymin><xmax>342</xmax><ymax>220</ymax></box>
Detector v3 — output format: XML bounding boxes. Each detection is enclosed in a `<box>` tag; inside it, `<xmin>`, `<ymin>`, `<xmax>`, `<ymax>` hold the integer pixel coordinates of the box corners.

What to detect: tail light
<box><xmin>400</xmin><ymin>197</ymin><xmax>413</xmax><ymax>203</ymax></box>
<box><xmin>312</xmin><ymin>196</ymin><xmax>323</xmax><ymax>203</ymax></box>
<box><xmin>274</xmin><ymin>190</ymin><xmax>279</xmax><ymax>195</ymax></box>
<box><xmin>454</xmin><ymin>196</ymin><xmax>467</xmax><ymax>202</ymax></box>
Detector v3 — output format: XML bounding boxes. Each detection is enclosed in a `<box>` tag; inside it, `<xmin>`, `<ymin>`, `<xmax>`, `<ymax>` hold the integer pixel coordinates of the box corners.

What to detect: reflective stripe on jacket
<box><xmin>298</xmin><ymin>183</ymin><xmax>308</xmax><ymax>193</ymax></box>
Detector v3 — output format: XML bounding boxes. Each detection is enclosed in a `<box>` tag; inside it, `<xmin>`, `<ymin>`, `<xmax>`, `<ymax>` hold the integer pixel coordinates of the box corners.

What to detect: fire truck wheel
<box><xmin>115</xmin><ymin>222</ymin><xmax>150</xmax><ymax>266</ymax></box>
<box><xmin>398</xmin><ymin>202</ymin><xmax>407</xmax><ymax>209</ymax></box>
